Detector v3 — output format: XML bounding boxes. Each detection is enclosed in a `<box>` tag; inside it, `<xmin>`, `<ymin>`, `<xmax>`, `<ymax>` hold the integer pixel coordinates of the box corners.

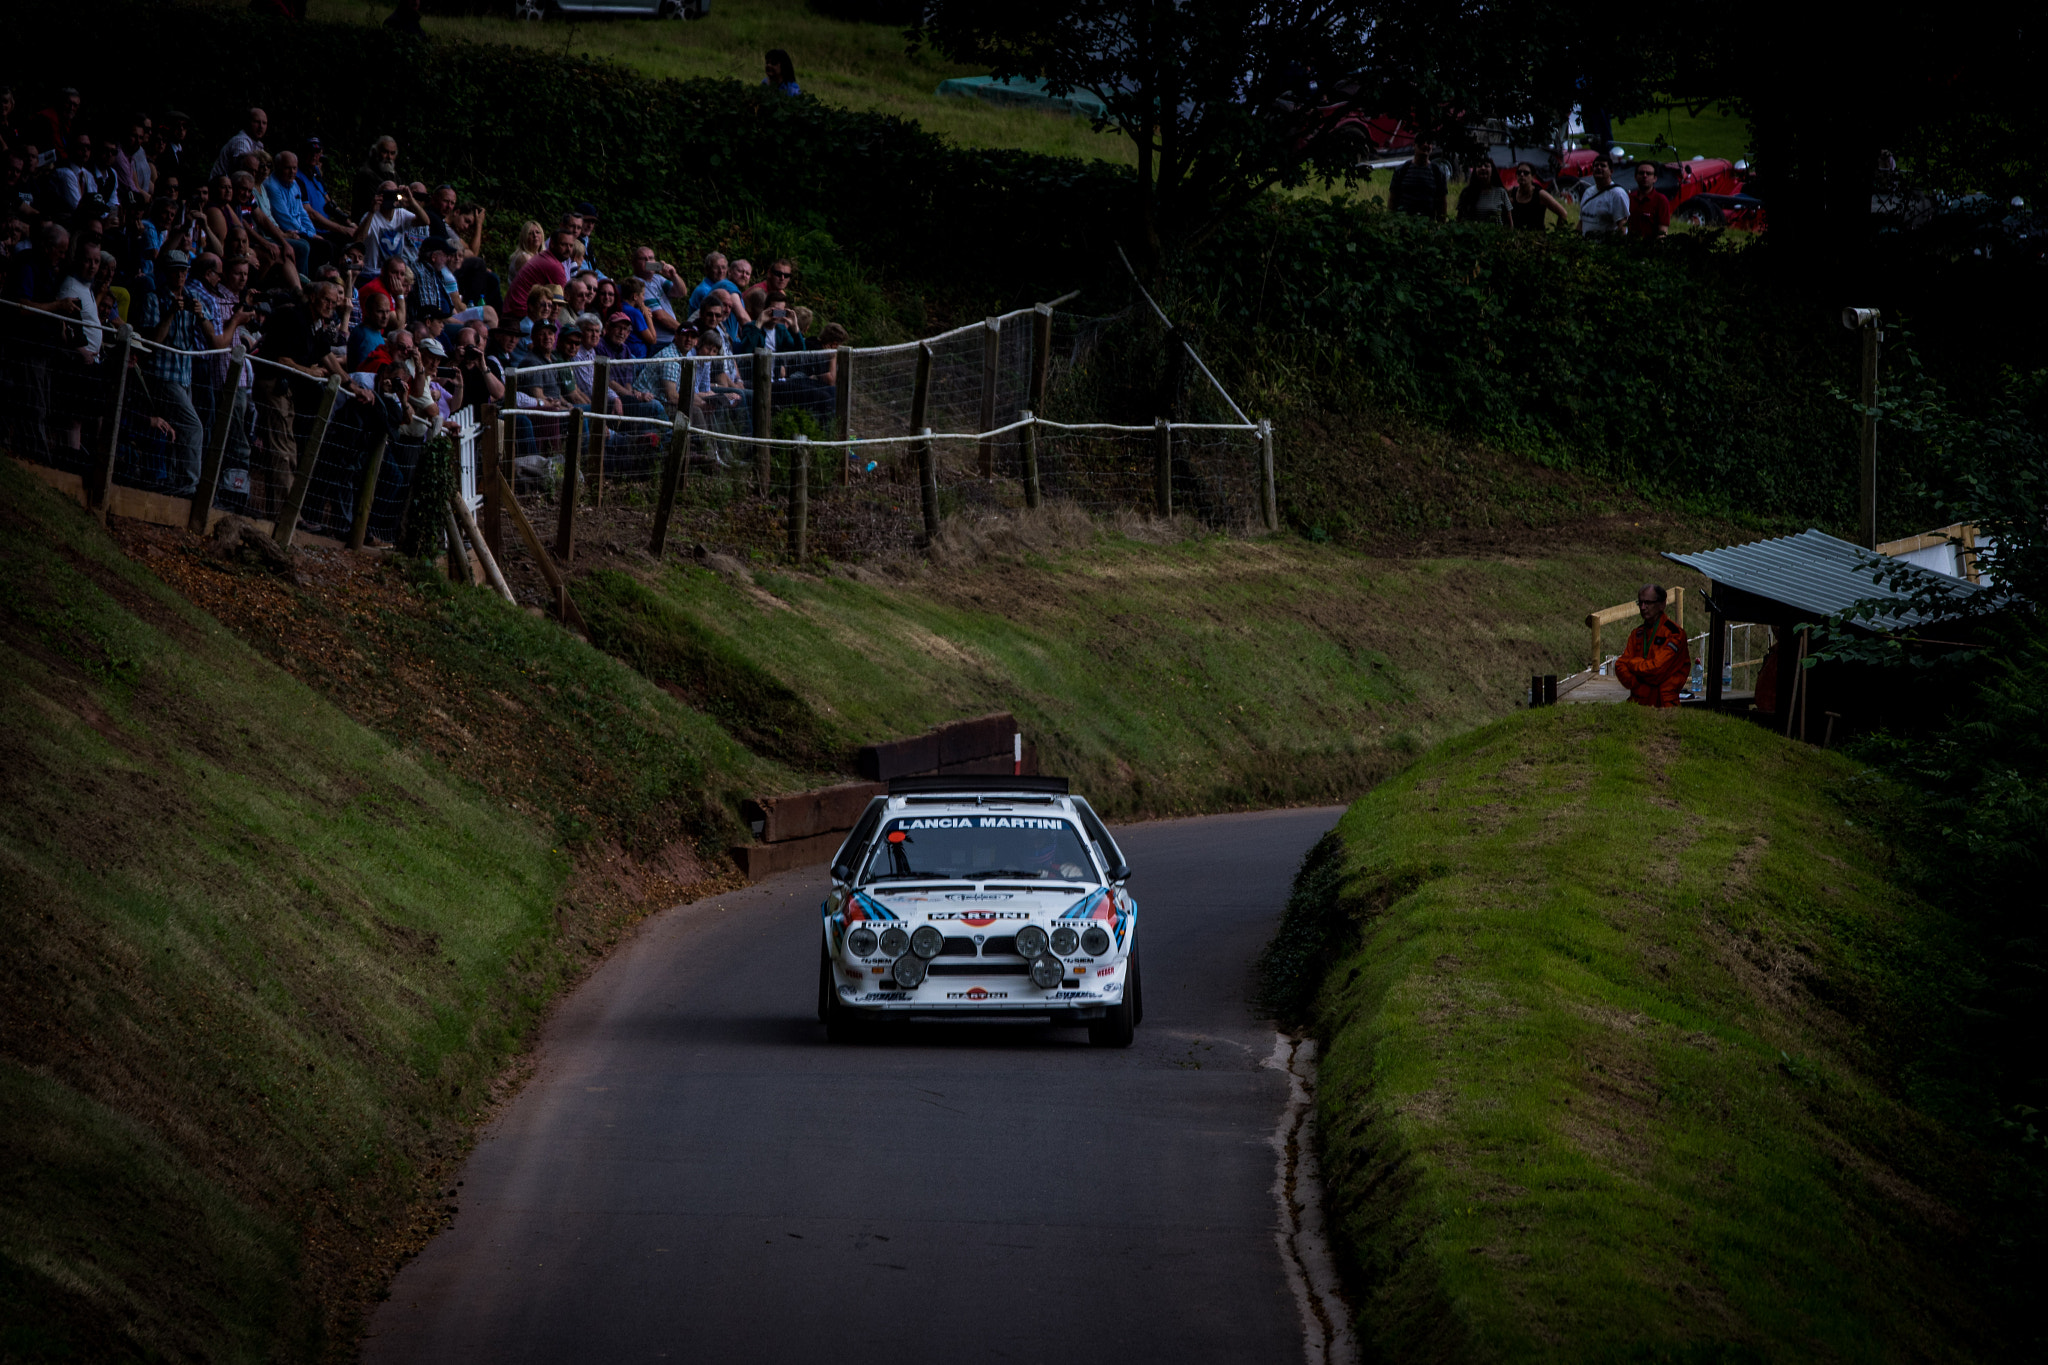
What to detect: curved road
<box><xmin>365</xmin><ymin>806</ymin><xmax>1343</xmax><ymax>1364</ymax></box>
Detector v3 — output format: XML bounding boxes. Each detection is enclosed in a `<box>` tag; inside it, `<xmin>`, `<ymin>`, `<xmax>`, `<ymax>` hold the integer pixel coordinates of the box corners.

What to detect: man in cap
<box><xmin>136</xmin><ymin>247</ymin><xmax>206</xmax><ymax>493</ymax></box>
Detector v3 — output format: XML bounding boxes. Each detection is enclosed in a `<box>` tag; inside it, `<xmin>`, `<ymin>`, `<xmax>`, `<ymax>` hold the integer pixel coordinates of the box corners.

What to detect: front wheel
<box><xmin>1088</xmin><ymin>943</ymin><xmax>1139</xmax><ymax>1048</ymax></box>
<box><xmin>820</xmin><ymin>952</ymin><xmax>863</xmax><ymax>1043</ymax></box>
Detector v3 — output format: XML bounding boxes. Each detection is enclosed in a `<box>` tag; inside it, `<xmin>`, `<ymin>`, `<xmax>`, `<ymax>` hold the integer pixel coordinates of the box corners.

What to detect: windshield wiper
<box><xmin>973</xmin><ymin>870</ymin><xmax>1056</xmax><ymax>880</ymax></box>
<box><xmin>867</xmin><ymin>873</ymin><xmax>950</xmax><ymax>882</ymax></box>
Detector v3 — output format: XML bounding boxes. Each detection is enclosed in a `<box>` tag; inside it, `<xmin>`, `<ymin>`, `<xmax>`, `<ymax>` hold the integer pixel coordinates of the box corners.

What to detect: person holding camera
<box><xmin>137</xmin><ymin>248</ymin><xmax>206</xmax><ymax>493</ymax></box>
<box><xmin>354</xmin><ymin>179</ymin><xmax>425</xmax><ymax>271</ymax></box>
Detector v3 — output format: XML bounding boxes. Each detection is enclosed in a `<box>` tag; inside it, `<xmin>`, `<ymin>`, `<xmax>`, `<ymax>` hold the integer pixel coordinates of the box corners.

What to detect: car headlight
<box><xmin>1081</xmin><ymin>926</ymin><xmax>1111</xmax><ymax>956</ymax></box>
<box><xmin>847</xmin><ymin>927</ymin><xmax>878</xmax><ymax>957</ymax></box>
<box><xmin>892</xmin><ymin>954</ymin><xmax>928</xmax><ymax>987</ymax></box>
<box><xmin>1029</xmin><ymin>954</ymin><xmax>1064</xmax><ymax>989</ymax></box>
<box><xmin>879</xmin><ymin>927</ymin><xmax>909</xmax><ymax>958</ymax></box>
<box><xmin>1015</xmin><ymin>925</ymin><xmax>1048</xmax><ymax>959</ymax></box>
<box><xmin>910</xmin><ymin>925</ymin><xmax>944</xmax><ymax>959</ymax></box>
<box><xmin>1050</xmin><ymin>926</ymin><xmax>1079</xmax><ymax>955</ymax></box>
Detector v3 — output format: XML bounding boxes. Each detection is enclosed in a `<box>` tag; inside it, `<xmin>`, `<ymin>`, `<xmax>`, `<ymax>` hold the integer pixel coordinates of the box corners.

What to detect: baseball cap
<box><xmin>304</xmin><ymin>135</ymin><xmax>322</xmax><ymax>148</ymax></box>
<box><xmin>607</xmin><ymin>310</ymin><xmax>632</xmax><ymax>324</ymax></box>
<box><xmin>418</xmin><ymin>336</ymin><xmax>446</xmax><ymax>357</ymax></box>
<box><xmin>164</xmin><ymin>248</ymin><xmax>191</xmax><ymax>267</ymax></box>
<box><xmin>576</xmin><ymin>201</ymin><xmax>599</xmax><ymax>216</ymax></box>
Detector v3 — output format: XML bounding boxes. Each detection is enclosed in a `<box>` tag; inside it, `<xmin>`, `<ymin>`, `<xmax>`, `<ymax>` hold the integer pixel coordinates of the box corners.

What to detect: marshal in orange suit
<box><xmin>1613</xmin><ymin>584</ymin><xmax>1691</xmax><ymax>708</ymax></box>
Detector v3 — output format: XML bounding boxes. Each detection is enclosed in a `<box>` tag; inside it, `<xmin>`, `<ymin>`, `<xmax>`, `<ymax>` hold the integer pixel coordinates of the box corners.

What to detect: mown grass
<box><xmin>307</xmin><ymin>0</ymin><xmax>1135</xmax><ymax>166</ymax></box>
<box><xmin>586</xmin><ymin>517</ymin><xmax>1707</xmax><ymax>815</ymax></box>
<box><xmin>1280</xmin><ymin>704</ymin><xmax>2031</xmax><ymax>1360</ymax></box>
<box><xmin>0</xmin><ymin>460</ymin><xmax>784</xmax><ymax>1360</ymax></box>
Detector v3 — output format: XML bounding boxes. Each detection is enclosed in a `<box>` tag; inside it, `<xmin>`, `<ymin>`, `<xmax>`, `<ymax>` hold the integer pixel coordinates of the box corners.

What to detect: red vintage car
<box><xmin>1552</xmin><ymin>149</ymin><xmax>1765</xmax><ymax>231</ymax></box>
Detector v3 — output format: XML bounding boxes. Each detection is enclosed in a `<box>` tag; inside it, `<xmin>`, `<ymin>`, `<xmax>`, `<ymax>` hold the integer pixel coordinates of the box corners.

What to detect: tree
<box><xmin>913</xmin><ymin>1</ymin><xmax>1384</xmax><ymax>257</ymax></box>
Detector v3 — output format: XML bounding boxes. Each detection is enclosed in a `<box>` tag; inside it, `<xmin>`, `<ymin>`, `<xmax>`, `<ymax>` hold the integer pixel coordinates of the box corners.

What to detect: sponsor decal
<box><xmin>945</xmin><ymin>987</ymin><xmax>1010</xmax><ymax>1000</ymax></box>
<box><xmin>847</xmin><ymin>893</ymin><xmax>899</xmax><ymax>923</ymax></box>
<box><xmin>862</xmin><ymin>991</ymin><xmax>915</xmax><ymax>1001</ymax></box>
<box><xmin>896</xmin><ymin>816</ymin><xmax>1069</xmax><ymax>831</ymax></box>
<box><xmin>928</xmin><ymin>909</ymin><xmax>1029</xmax><ymax>921</ymax></box>
<box><xmin>1046</xmin><ymin>990</ymin><xmax>1096</xmax><ymax>1000</ymax></box>
<box><xmin>1059</xmin><ymin>888</ymin><xmax>1118</xmax><ymax>923</ymax></box>
<box><xmin>1096</xmin><ymin>966</ymin><xmax>1116</xmax><ymax>976</ymax></box>
<box><xmin>941</xmin><ymin>892</ymin><xmax>1014</xmax><ymax>902</ymax></box>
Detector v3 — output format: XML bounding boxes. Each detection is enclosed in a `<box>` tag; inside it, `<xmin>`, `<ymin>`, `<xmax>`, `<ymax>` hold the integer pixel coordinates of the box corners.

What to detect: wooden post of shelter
<box><xmin>1154</xmin><ymin>418</ymin><xmax>1172</xmax><ymax>519</ymax></box>
<box><xmin>1857</xmin><ymin>317</ymin><xmax>1880</xmax><ymax>549</ymax></box>
<box><xmin>649</xmin><ymin>416</ymin><xmax>689</xmax><ymax>557</ymax></box>
<box><xmin>554</xmin><ymin>408</ymin><xmax>584</xmax><ymax>561</ymax></box>
<box><xmin>187</xmin><ymin>341</ymin><xmax>245</xmax><ymax>533</ymax></box>
<box><xmin>978</xmin><ymin>316</ymin><xmax>1000</xmax><ymax>480</ymax></box>
<box><xmin>88</xmin><ymin>324</ymin><xmax>136</xmax><ymax>519</ymax></box>
<box><xmin>588</xmin><ymin>357</ymin><xmax>610</xmax><ymax>509</ymax></box>
<box><xmin>348</xmin><ymin>431</ymin><xmax>390</xmax><ymax>551</ymax></box>
<box><xmin>788</xmin><ymin>434</ymin><xmax>809</xmax><ymax>562</ymax></box>
<box><xmin>273</xmin><ymin>375</ymin><xmax>342</xmax><ymax>549</ymax></box>
<box><xmin>834</xmin><ymin>345</ymin><xmax>853</xmax><ymax>483</ymax></box>
<box><xmin>752</xmin><ymin>348</ymin><xmax>773</xmax><ymax>497</ymax></box>
<box><xmin>1019</xmin><ymin>410</ymin><xmax>1041</xmax><ymax>509</ymax></box>
<box><xmin>1705</xmin><ymin>584</ymin><xmax>1726</xmax><ymax>706</ymax></box>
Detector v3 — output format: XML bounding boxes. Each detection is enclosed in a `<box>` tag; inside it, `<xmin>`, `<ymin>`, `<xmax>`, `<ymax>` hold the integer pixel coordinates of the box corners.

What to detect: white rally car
<box><xmin>816</xmin><ymin>777</ymin><xmax>1142</xmax><ymax>1047</ymax></box>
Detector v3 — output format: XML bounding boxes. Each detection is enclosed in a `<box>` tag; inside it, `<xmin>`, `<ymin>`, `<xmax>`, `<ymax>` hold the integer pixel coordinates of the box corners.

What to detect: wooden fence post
<box><xmin>978</xmin><ymin>316</ymin><xmax>1000</xmax><ymax>479</ymax></box>
<box><xmin>588</xmin><ymin>358</ymin><xmax>610</xmax><ymax>509</ymax></box>
<box><xmin>88</xmin><ymin>324</ymin><xmax>136</xmax><ymax>518</ymax></box>
<box><xmin>649</xmin><ymin>416</ymin><xmax>689</xmax><ymax>557</ymax></box>
<box><xmin>917</xmin><ymin>427</ymin><xmax>938</xmax><ymax>542</ymax></box>
<box><xmin>273</xmin><ymin>375</ymin><xmax>342</xmax><ymax>549</ymax></box>
<box><xmin>501</xmin><ymin>471</ymin><xmax>586</xmax><ymax>632</ymax></box>
<box><xmin>789</xmin><ymin>434</ymin><xmax>809</xmax><ymax>562</ymax></box>
<box><xmin>444</xmin><ymin>503</ymin><xmax>470</xmax><ymax>583</ymax></box>
<box><xmin>1030</xmin><ymin>303</ymin><xmax>1052</xmax><ymax>415</ymax></box>
<box><xmin>1019</xmin><ymin>409</ymin><xmax>1042</xmax><ymax>510</ymax></box>
<box><xmin>908</xmin><ymin>342</ymin><xmax>932</xmax><ymax>483</ymax></box>
<box><xmin>478</xmin><ymin>402</ymin><xmax>502</xmax><ymax>560</ymax></box>
<box><xmin>348</xmin><ymin>430</ymin><xmax>389</xmax><ymax>551</ymax></box>
<box><xmin>1154</xmin><ymin>418</ymin><xmax>1172</xmax><ymax>519</ymax></box>
<box><xmin>1259</xmin><ymin>417</ymin><xmax>1277</xmax><ymax>531</ymax></box>
<box><xmin>834</xmin><ymin>345</ymin><xmax>853</xmax><ymax>483</ymax></box>
<box><xmin>555</xmin><ymin>409</ymin><xmax>584</xmax><ymax>561</ymax></box>
<box><xmin>187</xmin><ymin>341</ymin><xmax>245</xmax><ymax>533</ymax></box>
<box><xmin>752</xmin><ymin>348</ymin><xmax>773</xmax><ymax>497</ymax></box>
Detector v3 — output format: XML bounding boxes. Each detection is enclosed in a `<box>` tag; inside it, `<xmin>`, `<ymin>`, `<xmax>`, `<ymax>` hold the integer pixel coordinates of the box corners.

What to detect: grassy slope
<box><xmin>308</xmin><ymin>0</ymin><xmax>1135</xmax><ymax>166</ymax></box>
<box><xmin>0</xmin><ymin>462</ymin><xmax>786</xmax><ymax>1361</ymax></box>
<box><xmin>580</xmin><ymin>515</ymin><xmax>1708</xmax><ymax>815</ymax></box>
<box><xmin>1299</xmin><ymin>705</ymin><xmax>2023</xmax><ymax>1360</ymax></box>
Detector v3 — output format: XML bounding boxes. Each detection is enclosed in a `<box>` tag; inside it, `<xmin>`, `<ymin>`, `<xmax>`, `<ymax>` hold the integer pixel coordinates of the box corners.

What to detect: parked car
<box><xmin>513</xmin><ymin>0</ymin><xmax>707</xmax><ymax>19</ymax></box>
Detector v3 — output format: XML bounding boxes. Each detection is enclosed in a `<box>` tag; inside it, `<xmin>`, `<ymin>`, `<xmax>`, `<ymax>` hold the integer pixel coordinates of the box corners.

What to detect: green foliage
<box><xmin>395</xmin><ymin>433</ymin><xmax>457</xmax><ymax>560</ymax></box>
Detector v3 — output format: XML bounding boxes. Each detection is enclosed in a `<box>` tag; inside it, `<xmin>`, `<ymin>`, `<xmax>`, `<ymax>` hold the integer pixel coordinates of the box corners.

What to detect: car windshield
<box><xmin>861</xmin><ymin>813</ymin><xmax>1097</xmax><ymax>884</ymax></box>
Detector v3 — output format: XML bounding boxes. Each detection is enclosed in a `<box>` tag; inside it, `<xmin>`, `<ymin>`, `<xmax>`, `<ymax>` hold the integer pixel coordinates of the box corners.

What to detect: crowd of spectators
<box><xmin>0</xmin><ymin>74</ymin><xmax>846</xmax><ymax>543</ymax></box>
<box><xmin>1385</xmin><ymin>138</ymin><xmax>1672</xmax><ymax>241</ymax></box>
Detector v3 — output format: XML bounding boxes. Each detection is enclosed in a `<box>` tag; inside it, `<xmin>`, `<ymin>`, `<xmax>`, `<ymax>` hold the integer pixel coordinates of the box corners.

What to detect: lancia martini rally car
<box><xmin>816</xmin><ymin>776</ymin><xmax>1142</xmax><ymax>1047</ymax></box>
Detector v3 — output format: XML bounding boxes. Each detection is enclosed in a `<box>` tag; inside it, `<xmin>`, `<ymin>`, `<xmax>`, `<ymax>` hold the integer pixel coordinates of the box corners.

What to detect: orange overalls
<box><xmin>1614</xmin><ymin>616</ymin><xmax>1690</xmax><ymax>708</ymax></box>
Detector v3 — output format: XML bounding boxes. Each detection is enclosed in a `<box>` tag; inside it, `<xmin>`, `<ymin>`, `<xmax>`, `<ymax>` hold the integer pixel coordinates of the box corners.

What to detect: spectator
<box><xmin>1387</xmin><ymin>139</ymin><xmax>1449</xmax><ymax>222</ymax></box>
<box><xmin>1628</xmin><ymin>161</ymin><xmax>1672</xmax><ymax>241</ymax></box>
<box><xmin>348</xmin><ymin>290</ymin><xmax>394</xmax><ymax>372</ymax></box>
<box><xmin>93</xmin><ymin>247</ymin><xmax>128</xmax><ymax>325</ymax></box>
<box><xmin>1576</xmin><ymin>156</ymin><xmax>1631</xmax><ymax>239</ymax></box>
<box><xmin>114</xmin><ymin>117</ymin><xmax>154</xmax><ymax>205</ymax></box>
<box><xmin>729</xmin><ymin>257</ymin><xmax>755</xmax><ymax>300</ymax></box>
<box><xmin>1613</xmin><ymin>583</ymin><xmax>1690</xmax><ymax>707</ymax></box>
<box><xmin>764</xmin><ymin>50</ymin><xmax>801</xmax><ymax>97</ymax></box>
<box><xmin>158</xmin><ymin>110</ymin><xmax>198</xmax><ymax>187</ymax></box>
<box><xmin>51</xmin><ymin>236</ymin><xmax>103</xmax><ymax>457</ymax></box>
<box><xmin>136</xmin><ymin>248</ymin><xmax>204</xmax><ymax>493</ymax></box>
<box><xmin>209</xmin><ymin>107</ymin><xmax>267</xmax><ymax>181</ymax></box>
<box><xmin>511</xmin><ymin>284</ymin><xmax>556</xmax><ymax>359</ymax></box>
<box><xmin>231</xmin><ymin>170</ymin><xmax>300</xmax><ymax>280</ymax></box>
<box><xmin>691</xmin><ymin>320</ymin><xmax>742</xmax><ymax>414</ymax></box>
<box><xmin>573</xmin><ymin>201</ymin><xmax>605</xmax><ymax>276</ymax></box>
<box><xmin>688</xmin><ymin>250</ymin><xmax>739</xmax><ymax>316</ymax></box>
<box><xmin>448</xmin><ymin>323</ymin><xmax>501</xmax><ymax>414</ymax></box>
<box><xmin>561</xmin><ymin>271</ymin><xmax>599</xmax><ymax>331</ymax></box>
<box><xmin>30</xmin><ymin>88</ymin><xmax>82</xmax><ymax>167</ymax></box>
<box><xmin>354</xmin><ymin>179</ymin><xmax>425</xmax><ymax>271</ymax></box>
<box><xmin>56</xmin><ymin>132</ymin><xmax>121</xmax><ymax>213</ymax></box>
<box><xmin>630</xmin><ymin>245</ymin><xmax>685</xmax><ymax>406</ymax></box>
<box><xmin>504</xmin><ymin>226</ymin><xmax>575</xmax><ymax>319</ymax></box>
<box><xmin>353</xmin><ymin>136</ymin><xmax>399</xmax><ymax>219</ymax></box>
<box><xmin>359</xmin><ymin>256</ymin><xmax>412</xmax><ymax>329</ymax></box>
<box><xmin>508</xmin><ymin>219</ymin><xmax>545</xmax><ymax>277</ymax></box>
<box><xmin>253</xmin><ymin>279</ymin><xmax>338</xmax><ymax>519</ymax></box>
<box><xmin>1507</xmin><ymin>162</ymin><xmax>1571</xmax><ymax>231</ymax></box>
<box><xmin>740</xmin><ymin>290</ymin><xmax>803</xmax><ymax>354</ymax></box>
<box><xmin>1455</xmin><ymin>162</ymin><xmax>1510</xmax><ymax>226</ymax></box>
<box><xmin>264</xmin><ymin>151</ymin><xmax>324</xmax><ymax>269</ymax></box>
<box><xmin>557</xmin><ymin>323</ymin><xmax>595</xmax><ymax>409</ymax></box>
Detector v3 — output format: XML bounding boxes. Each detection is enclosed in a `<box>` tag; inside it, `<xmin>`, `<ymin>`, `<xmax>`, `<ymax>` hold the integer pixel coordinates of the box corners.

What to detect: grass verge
<box><xmin>1270</xmin><ymin>704</ymin><xmax>2036</xmax><ymax>1359</ymax></box>
<box><xmin>0</xmin><ymin>461</ymin><xmax>791</xmax><ymax>1361</ymax></box>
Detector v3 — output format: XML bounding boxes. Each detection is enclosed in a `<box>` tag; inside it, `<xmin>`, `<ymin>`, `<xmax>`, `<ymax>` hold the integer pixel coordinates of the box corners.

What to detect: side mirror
<box><xmin>1108</xmin><ymin>863</ymin><xmax>1131</xmax><ymax>882</ymax></box>
<box><xmin>830</xmin><ymin>863</ymin><xmax>851</xmax><ymax>885</ymax></box>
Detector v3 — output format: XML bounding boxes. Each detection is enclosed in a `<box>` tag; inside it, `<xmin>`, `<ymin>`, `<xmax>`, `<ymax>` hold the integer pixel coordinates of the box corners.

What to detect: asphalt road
<box><xmin>363</xmin><ymin>806</ymin><xmax>1343</xmax><ymax>1365</ymax></box>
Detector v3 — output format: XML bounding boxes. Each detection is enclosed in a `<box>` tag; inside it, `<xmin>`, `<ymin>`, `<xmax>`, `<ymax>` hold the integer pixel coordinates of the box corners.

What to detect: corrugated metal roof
<box><xmin>1662</xmin><ymin>529</ymin><xmax>1988</xmax><ymax>629</ymax></box>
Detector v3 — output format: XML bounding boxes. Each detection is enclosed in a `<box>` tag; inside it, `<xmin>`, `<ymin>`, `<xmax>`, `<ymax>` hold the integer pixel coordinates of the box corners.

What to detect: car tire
<box><xmin>820</xmin><ymin>952</ymin><xmax>863</xmax><ymax>1042</ymax></box>
<box><xmin>1088</xmin><ymin>942</ymin><xmax>1138</xmax><ymax>1048</ymax></box>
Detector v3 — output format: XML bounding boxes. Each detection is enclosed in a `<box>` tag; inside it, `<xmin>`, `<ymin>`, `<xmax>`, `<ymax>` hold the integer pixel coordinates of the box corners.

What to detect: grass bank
<box><xmin>1270</xmin><ymin>705</ymin><xmax>2034</xmax><ymax>1359</ymax></box>
<box><xmin>551</xmin><ymin>501</ymin><xmax>1713</xmax><ymax>816</ymax></box>
<box><xmin>0</xmin><ymin>461</ymin><xmax>789</xmax><ymax>1361</ymax></box>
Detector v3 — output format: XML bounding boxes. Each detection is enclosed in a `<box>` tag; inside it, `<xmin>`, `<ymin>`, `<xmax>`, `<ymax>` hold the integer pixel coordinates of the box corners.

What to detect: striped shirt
<box><xmin>138</xmin><ymin>286</ymin><xmax>202</xmax><ymax>387</ymax></box>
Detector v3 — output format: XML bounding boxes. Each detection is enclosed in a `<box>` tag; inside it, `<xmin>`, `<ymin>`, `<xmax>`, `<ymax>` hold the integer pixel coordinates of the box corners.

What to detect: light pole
<box><xmin>1842</xmin><ymin>307</ymin><xmax>1881</xmax><ymax>549</ymax></box>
